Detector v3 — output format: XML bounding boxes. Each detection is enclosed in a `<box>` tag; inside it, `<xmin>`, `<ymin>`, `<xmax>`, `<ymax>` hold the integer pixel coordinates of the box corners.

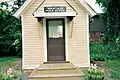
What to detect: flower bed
<box><xmin>85</xmin><ymin>63</ymin><xmax>104</xmax><ymax>80</ymax></box>
<box><xmin>0</xmin><ymin>68</ymin><xmax>22</xmax><ymax>80</ymax></box>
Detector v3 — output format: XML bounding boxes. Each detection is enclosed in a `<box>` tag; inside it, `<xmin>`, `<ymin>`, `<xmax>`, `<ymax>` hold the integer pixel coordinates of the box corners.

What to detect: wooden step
<box><xmin>30</xmin><ymin>68</ymin><xmax>84</xmax><ymax>77</ymax></box>
<box><xmin>29</xmin><ymin>68</ymin><xmax>85</xmax><ymax>80</ymax></box>
<box><xmin>29</xmin><ymin>76</ymin><xmax>85</xmax><ymax>80</ymax></box>
<box><xmin>39</xmin><ymin>63</ymin><xmax>75</xmax><ymax>70</ymax></box>
<box><xmin>29</xmin><ymin>63</ymin><xmax>85</xmax><ymax>80</ymax></box>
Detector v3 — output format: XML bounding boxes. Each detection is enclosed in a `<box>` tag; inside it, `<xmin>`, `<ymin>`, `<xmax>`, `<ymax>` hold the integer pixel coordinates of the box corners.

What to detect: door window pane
<box><xmin>48</xmin><ymin>20</ymin><xmax>63</xmax><ymax>38</ymax></box>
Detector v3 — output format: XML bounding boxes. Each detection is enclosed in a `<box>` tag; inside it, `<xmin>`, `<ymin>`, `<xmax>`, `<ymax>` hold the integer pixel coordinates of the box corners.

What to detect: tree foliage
<box><xmin>12</xmin><ymin>0</ymin><xmax>26</xmax><ymax>14</ymax></box>
<box><xmin>0</xmin><ymin>0</ymin><xmax>27</xmax><ymax>57</ymax></box>
<box><xmin>0</xmin><ymin>0</ymin><xmax>26</xmax><ymax>57</ymax></box>
<box><xmin>0</xmin><ymin>9</ymin><xmax>22</xmax><ymax>56</ymax></box>
<box><xmin>96</xmin><ymin>0</ymin><xmax>120</xmax><ymax>43</ymax></box>
<box><xmin>106</xmin><ymin>0</ymin><xmax>120</xmax><ymax>42</ymax></box>
<box><xmin>0</xmin><ymin>2</ymin><xmax>9</xmax><ymax>13</ymax></box>
<box><xmin>0</xmin><ymin>0</ymin><xmax>26</xmax><ymax>14</ymax></box>
<box><xmin>96</xmin><ymin>0</ymin><xmax>109</xmax><ymax>11</ymax></box>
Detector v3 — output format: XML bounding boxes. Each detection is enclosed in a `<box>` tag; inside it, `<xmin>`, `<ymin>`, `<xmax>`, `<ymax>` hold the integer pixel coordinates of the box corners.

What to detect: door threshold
<box><xmin>44</xmin><ymin>61</ymin><xmax>70</xmax><ymax>64</ymax></box>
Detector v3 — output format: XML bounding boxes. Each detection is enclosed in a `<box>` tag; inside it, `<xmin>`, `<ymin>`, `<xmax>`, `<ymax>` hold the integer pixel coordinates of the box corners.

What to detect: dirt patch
<box><xmin>0</xmin><ymin>58</ymin><xmax>22</xmax><ymax>72</ymax></box>
<box><xmin>13</xmin><ymin>59</ymin><xmax>22</xmax><ymax>71</ymax></box>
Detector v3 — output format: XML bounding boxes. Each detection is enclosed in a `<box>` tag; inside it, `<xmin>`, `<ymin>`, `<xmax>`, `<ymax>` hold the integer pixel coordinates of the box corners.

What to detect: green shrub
<box><xmin>0</xmin><ymin>72</ymin><xmax>13</xmax><ymax>80</ymax></box>
<box><xmin>12</xmin><ymin>70</ymin><xmax>21</xmax><ymax>79</ymax></box>
<box><xmin>0</xmin><ymin>72</ymin><xmax>4</xmax><ymax>79</ymax></box>
<box><xmin>85</xmin><ymin>64</ymin><xmax>104</xmax><ymax>80</ymax></box>
<box><xmin>90</xmin><ymin>43</ymin><xmax>120</xmax><ymax>62</ymax></box>
<box><xmin>0</xmin><ymin>69</ymin><xmax>21</xmax><ymax>80</ymax></box>
<box><xmin>1</xmin><ymin>75</ymin><xmax>13</xmax><ymax>80</ymax></box>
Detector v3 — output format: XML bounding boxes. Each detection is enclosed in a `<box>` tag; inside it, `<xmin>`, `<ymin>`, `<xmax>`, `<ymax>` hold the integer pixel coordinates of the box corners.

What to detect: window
<box><xmin>48</xmin><ymin>20</ymin><xmax>63</xmax><ymax>38</ymax></box>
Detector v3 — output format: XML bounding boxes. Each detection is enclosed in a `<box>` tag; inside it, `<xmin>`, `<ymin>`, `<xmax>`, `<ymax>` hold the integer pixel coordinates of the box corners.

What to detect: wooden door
<box><xmin>46</xmin><ymin>19</ymin><xmax>65</xmax><ymax>61</ymax></box>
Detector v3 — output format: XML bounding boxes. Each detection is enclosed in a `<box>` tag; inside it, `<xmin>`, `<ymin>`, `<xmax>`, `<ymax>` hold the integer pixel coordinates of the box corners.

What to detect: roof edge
<box><xmin>13</xmin><ymin>0</ymin><xmax>33</xmax><ymax>18</ymax></box>
<box><xmin>13</xmin><ymin>0</ymin><xmax>96</xmax><ymax>18</ymax></box>
<box><xmin>78</xmin><ymin>0</ymin><xmax>96</xmax><ymax>17</ymax></box>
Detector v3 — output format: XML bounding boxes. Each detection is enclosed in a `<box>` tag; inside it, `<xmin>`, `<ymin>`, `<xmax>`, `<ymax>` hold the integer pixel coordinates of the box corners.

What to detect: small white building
<box><xmin>14</xmin><ymin>0</ymin><xmax>96</xmax><ymax>71</ymax></box>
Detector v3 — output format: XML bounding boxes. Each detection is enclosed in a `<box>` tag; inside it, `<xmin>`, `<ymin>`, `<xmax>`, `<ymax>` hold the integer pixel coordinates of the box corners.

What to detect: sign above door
<box><xmin>44</xmin><ymin>6</ymin><xmax>66</xmax><ymax>13</ymax></box>
<box><xmin>33</xmin><ymin>4</ymin><xmax>76</xmax><ymax>17</ymax></box>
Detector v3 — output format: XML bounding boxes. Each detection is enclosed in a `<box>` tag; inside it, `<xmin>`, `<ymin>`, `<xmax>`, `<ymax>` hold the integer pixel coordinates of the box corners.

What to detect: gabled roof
<box><xmin>33</xmin><ymin>0</ymin><xmax>77</xmax><ymax>17</ymax></box>
<box><xmin>13</xmin><ymin>0</ymin><xmax>96</xmax><ymax>18</ymax></box>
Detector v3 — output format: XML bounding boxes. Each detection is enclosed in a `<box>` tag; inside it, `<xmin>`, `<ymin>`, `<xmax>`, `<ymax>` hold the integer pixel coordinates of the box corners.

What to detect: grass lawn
<box><xmin>0</xmin><ymin>57</ymin><xmax>22</xmax><ymax>71</ymax></box>
<box><xmin>0</xmin><ymin>56</ymin><xmax>120</xmax><ymax>80</ymax></box>
<box><xmin>83</xmin><ymin>60</ymin><xmax>120</xmax><ymax>80</ymax></box>
<box><xmin>94</xmin><ymin>60</ymin><xmax>120</xmax><ymax>80</ymax></box>
<box><xmin>104</xmin><ymin>60</ymin><xmax>120</xmax><ymax>80</ymax></box>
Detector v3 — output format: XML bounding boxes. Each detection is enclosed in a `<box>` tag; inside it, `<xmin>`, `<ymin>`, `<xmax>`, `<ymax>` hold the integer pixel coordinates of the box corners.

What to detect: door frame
<box><xmin>46</xmin><ymin>18</ymin><xmax>65</xmax><ymax>61</ymax></box>
<box><xmin>43</xmin><ymin>17</ymin><xmax>68</xmax><ymax>62</ymax></box>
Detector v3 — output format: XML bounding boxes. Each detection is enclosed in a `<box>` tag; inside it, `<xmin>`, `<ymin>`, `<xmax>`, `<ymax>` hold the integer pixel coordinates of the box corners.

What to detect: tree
<box><xmin>106</xmin><ymin>0</ymin><xmax>120</xmax><ymax>42</ymax></box>
<box><xmin>0</xmin><ymin>0</ymin><xmax>26</xmax><ymax>14</ymax></box>
<box><xmin>12</xmin><ymin>0</ymin><xmax>26</xmax><ymax>14</ymax></box>
<box><xmin>0</xmin><ymin>0</ymin><xmax>25</xmax><ymax>56</ymax></box>
<box><xmin>96</xmin><ymin>0</ymin><xmax>120</xmax><ymax>43</ymax></box>
<box><xmin>0</xmin><ymin>9</ymin><xmax>22</xmax><ymax>56</ymax></box>
<box><xmin>96</xmin><ymin>0</ymin><xmax>109</xmax><ymax>11</ymax></box>
<box><xmin>0</xmin><ymin>2</ymin><xmax>9</xmax><ymax>12</ymax></box>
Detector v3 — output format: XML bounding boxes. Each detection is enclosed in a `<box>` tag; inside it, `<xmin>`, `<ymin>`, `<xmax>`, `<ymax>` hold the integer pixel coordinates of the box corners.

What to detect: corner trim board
<box><xmin>21</xmin><ymin>15</ymin><xmax>25</xmax><ymax>69</ymax></box>
<box><xmin>86</xmin><ymin>13</ymin><xmax>90</xmax><ymax>66</ymax></box>
<box><xmin>43</xmin><ymin>18</ymin><xmax>47</xmax><ymax>62</ymax></box>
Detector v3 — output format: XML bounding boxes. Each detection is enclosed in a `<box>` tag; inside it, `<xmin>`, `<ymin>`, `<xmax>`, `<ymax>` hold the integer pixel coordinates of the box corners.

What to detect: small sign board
<box><xmin>44</xmin><ymin>6</ymin><xmax>66</xmax><ymax>13</ymax></box>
